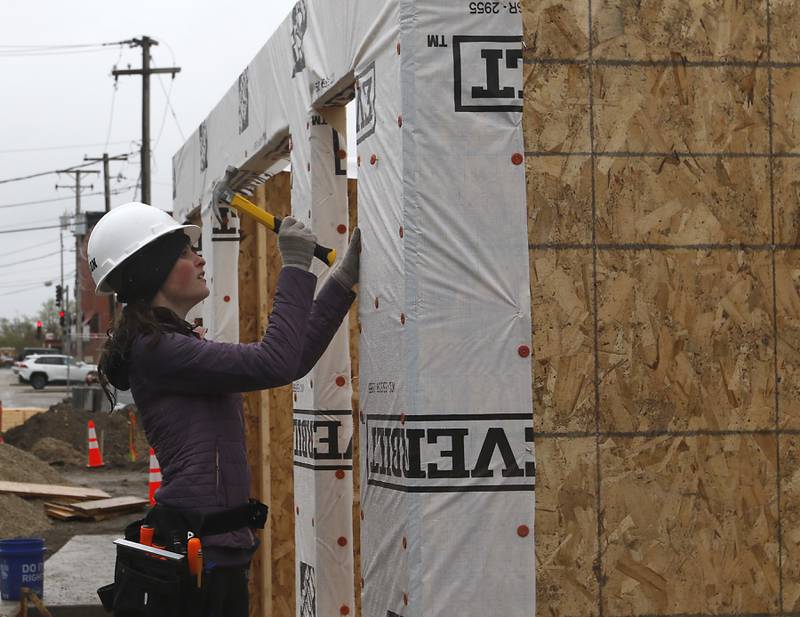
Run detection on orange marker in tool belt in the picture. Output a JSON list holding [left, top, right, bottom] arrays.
[[187, 537, 203, 588]]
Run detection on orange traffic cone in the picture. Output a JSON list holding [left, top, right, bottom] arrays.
[[87, 420, 104, 468], [148, 448, 161, 506]]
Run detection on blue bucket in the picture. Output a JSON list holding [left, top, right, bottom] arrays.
[[0, 537, 46, 601]]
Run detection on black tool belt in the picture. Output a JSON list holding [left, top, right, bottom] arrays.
[[97, 499, 268, 616], [133, 498, 269, 548]]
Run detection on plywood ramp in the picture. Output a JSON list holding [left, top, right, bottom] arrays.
[[524, 1, 800, 615]]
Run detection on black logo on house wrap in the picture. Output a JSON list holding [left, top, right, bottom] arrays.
[[198, 122, 208, 172], [171, 157, 177, 199], [293, 410, 353, 471], [291, 0, 308, 78], [356, 62, 376, 144], [332, 129, 347, 176], [88, 258, 98, 272], [453, 35, 523, 112], [299, 561, 316, 617], [211, 206, 240, 242], [238, 68, 249, 134], [366, 413, 534, 493]]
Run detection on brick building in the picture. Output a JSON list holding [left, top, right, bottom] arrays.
[[75, 211, 113, 362]]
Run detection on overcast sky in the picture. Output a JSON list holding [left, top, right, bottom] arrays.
[[0, 0, 303, 320]]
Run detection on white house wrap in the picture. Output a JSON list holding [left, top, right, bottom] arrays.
[[173, 2, 531, 616]]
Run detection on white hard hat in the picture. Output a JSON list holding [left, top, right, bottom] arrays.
[[87, 202, 201, 295]]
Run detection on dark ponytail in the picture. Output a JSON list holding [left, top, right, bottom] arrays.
[[98, 301, 194, 407]]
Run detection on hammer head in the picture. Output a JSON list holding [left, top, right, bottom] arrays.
[[210, 166, 238, 226]]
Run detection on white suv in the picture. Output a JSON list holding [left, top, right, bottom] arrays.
[[18, 355, 98, 390]]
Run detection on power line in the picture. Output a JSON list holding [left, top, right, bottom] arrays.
[[0, 223, 70, 235], [0, 41, 128, 58], [0, 271, 74, 290], [0, 215, 70, 231], [0, 262, 73, 282], [0, 239, 61, 259], [0, 194, 83, 210], [0, 159, 100, 186], [0, 153, 138, 186], [0, 250, 62, 269], [0, 49, 115, 58], [0, 41, 127, 50], [154, 61, 185, 142], [0, 140, 131, 155], [0, 284, 49, 296], [153, 60, 175, 152], [0, 276, 75, 296], [104, 46, 125, 151], [0, 185, 137, 211]]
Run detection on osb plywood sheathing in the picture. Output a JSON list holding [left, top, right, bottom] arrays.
[[524, 1, 800, 616]]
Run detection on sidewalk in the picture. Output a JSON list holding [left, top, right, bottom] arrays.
[[0, 534, 117, 617]]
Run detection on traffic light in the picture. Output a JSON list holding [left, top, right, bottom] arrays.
[[59, 310, 66, 328], [55, 284, 63, 308], [35, 320, 43, 340]]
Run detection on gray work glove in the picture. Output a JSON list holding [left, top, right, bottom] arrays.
[[278, 216, 317, 271], [330, 227, 361, 291]]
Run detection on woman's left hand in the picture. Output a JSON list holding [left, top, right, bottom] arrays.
[[331, 227, 361, 291]]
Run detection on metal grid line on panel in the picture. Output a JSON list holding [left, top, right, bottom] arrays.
[[531, 243, 800, 252], [766, 0, 785, 611], [523, 55, 800, 70], [534, 428, 800, 440], [524, 151, 800, 158], [586, 2, 604, 616], [581, 613, 800, 617]]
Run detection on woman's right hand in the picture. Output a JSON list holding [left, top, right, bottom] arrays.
[[278, 216, 317, 271]]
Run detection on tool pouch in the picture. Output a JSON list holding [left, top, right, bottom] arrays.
[[97, 499, 267, 615], [98, 543, 203, 617]]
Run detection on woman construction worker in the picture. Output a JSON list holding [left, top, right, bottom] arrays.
[[87, 201, 360, 617]]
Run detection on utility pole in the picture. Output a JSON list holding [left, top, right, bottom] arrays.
[[113, 36, 180, 205], [56, 169, 99, 362], [58, 216, 71, 362], [59, 226, 64, 344], [84, 152, 128, 324], [84, 152, 128, 213]]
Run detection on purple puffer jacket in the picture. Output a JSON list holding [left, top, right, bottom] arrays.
[[127, 267, 355, 565]]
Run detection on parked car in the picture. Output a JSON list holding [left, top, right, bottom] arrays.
[[15, 347, 61, 361], [12, 355, 37, 381], [17, 355, 98, 390], [0, 354, 13, 368]]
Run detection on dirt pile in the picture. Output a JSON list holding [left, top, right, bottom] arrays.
[[4, 400, 149, 468], [0, 495, 51, 538], [31, 437, 84, 467], [0, 442, 70, 538], [0, 442, 67, 484]]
